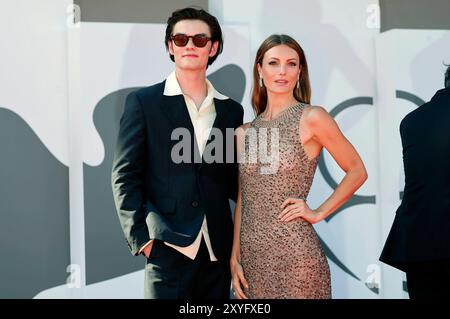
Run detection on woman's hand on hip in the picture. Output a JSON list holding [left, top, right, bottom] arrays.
[[278, 197, 323, 224]]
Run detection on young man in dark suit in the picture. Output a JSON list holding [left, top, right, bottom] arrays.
[[111, 7, 243, 298], [380, 65, 450, 299]]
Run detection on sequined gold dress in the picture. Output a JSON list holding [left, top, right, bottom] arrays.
[[239, 103, 331, 299]]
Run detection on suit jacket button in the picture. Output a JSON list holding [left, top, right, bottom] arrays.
[[191, 201, 199, 208]]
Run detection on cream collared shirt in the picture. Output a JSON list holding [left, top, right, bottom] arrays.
[[141, 71, 229, 261]]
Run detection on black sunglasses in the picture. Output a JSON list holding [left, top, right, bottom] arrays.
[[170, 33, 211, 48]]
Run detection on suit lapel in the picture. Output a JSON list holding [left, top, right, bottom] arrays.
[[160, 95, 202, 165], [198, 98, 229, 170]]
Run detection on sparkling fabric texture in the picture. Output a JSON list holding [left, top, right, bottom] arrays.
[[239, 103, 331, 299]]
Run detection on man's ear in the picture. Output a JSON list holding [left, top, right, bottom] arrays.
[[168, 41, 174, 55], [209, 41, 219, 57]]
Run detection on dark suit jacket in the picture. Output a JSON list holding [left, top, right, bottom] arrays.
[[380, 86, 450, 271], [111, 80, 244, 261]]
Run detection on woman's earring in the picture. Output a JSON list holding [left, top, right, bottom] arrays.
[[296, 79, 300, 89], [259, 77, 263, 88]]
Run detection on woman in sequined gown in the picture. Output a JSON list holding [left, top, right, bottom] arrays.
[[230, 35, 368, 299]]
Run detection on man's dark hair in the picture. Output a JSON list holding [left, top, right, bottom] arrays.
[[445, 63, 450, 88], [165, 7, 223, 66]]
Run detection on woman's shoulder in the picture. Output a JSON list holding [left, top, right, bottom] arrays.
[[302, 105, 331, 125], [302, 104, 328, 115]]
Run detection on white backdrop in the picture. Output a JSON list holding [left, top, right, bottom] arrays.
[[1, 0, 449, 299], [0, 0, 71, 165]]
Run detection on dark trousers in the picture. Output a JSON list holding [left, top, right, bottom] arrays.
[[405, 260, 450, 299], [144, 238, 231, 299]]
